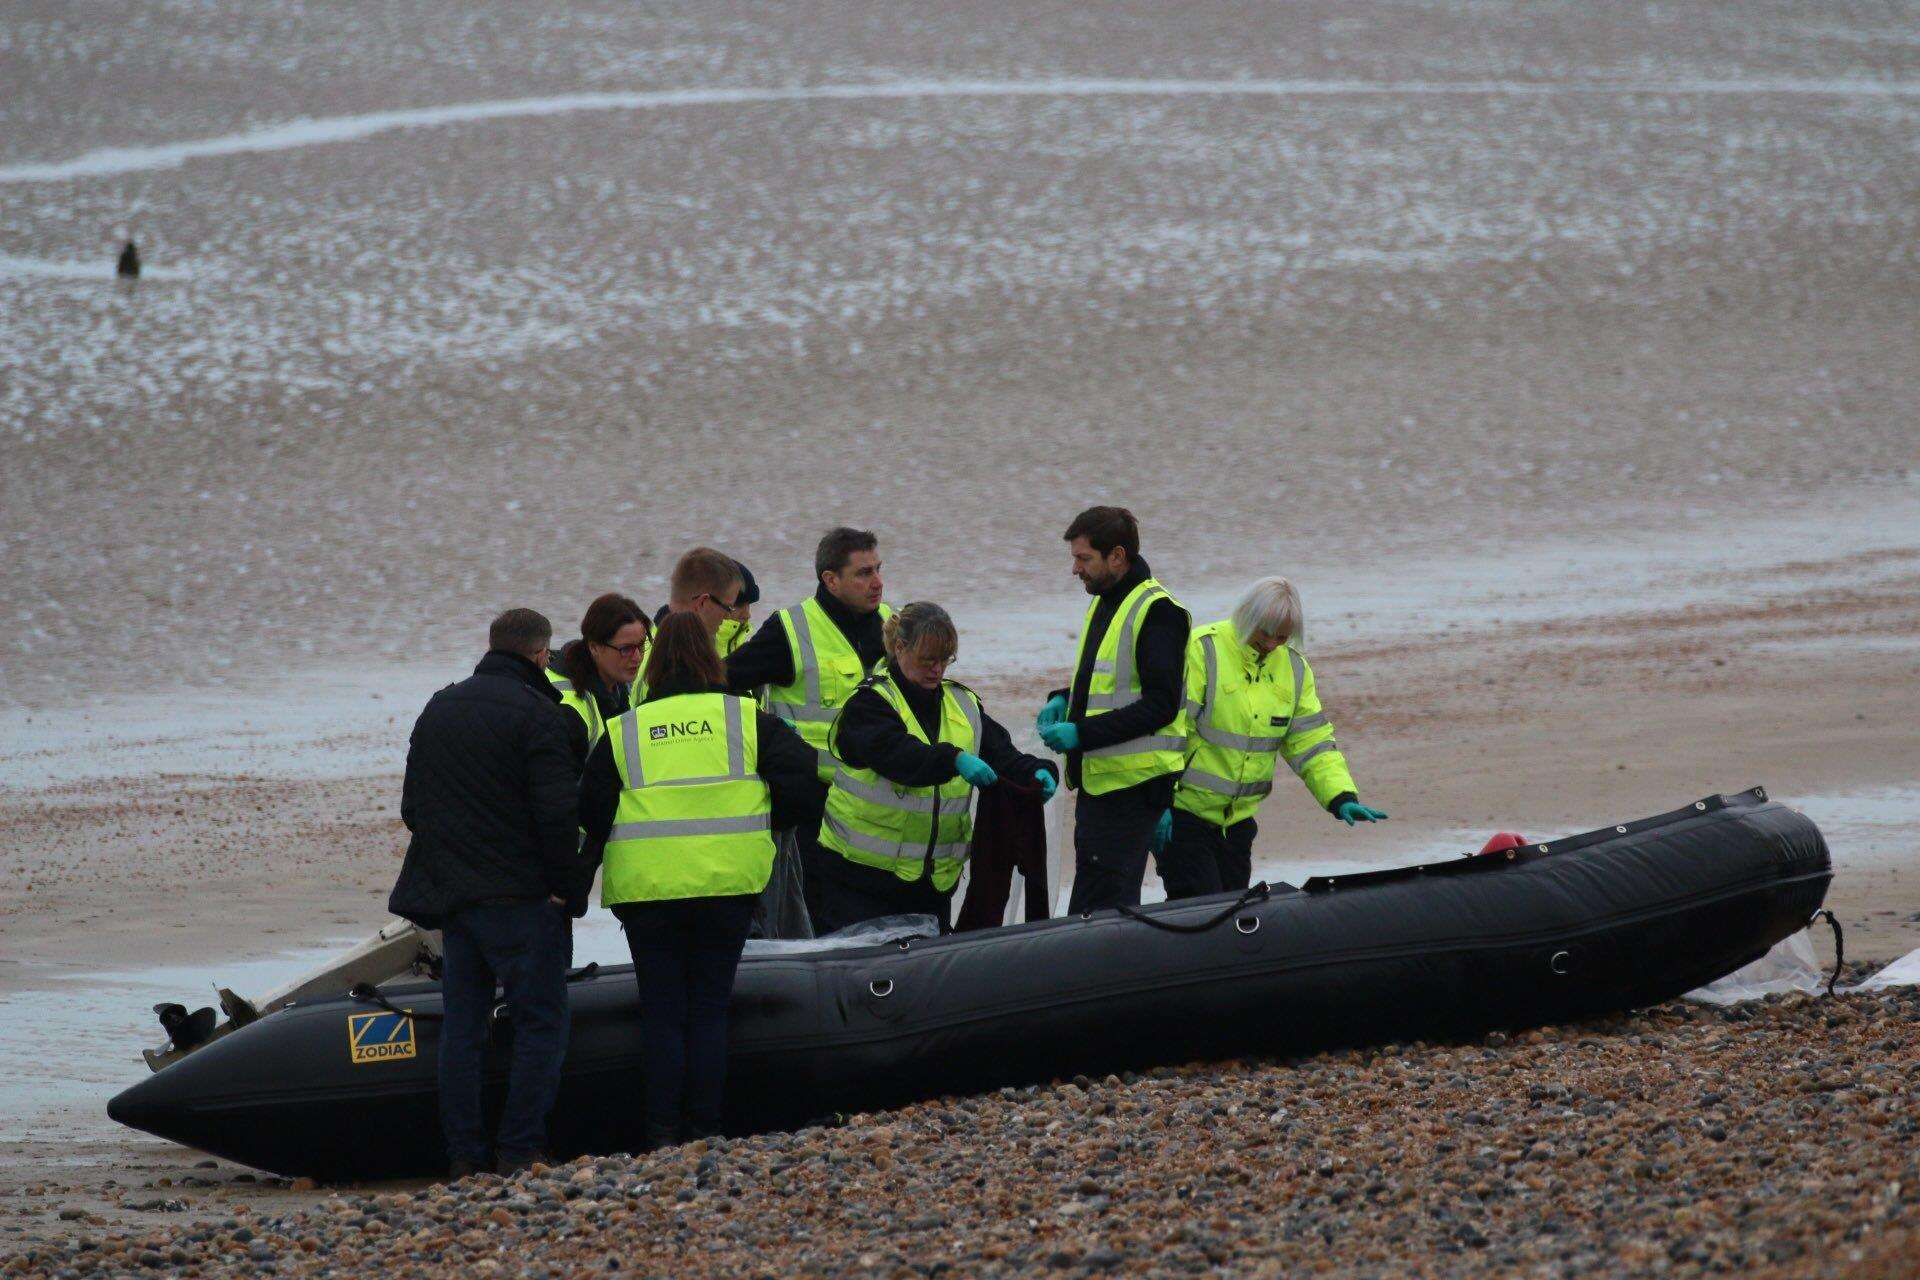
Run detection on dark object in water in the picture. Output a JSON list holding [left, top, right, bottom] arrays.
[[116, 240, 140, 279], [152, 1003, 216, 1053], [108, 788, 1828, 1180]]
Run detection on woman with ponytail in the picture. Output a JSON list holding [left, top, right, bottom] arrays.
[[576, 612, 816, 1149]]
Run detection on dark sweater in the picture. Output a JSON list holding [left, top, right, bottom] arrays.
[[577, 677, 822, 869], [834, 662, 1057, 789], [724, 585, 888, 695], [1048, 557, 1191, 792]]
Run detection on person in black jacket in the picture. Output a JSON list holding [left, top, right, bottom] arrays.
[[388, 608, 592, 1178], [814, 602, 1057, 934]]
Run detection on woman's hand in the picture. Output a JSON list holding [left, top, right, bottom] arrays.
[[1039, 720, 1080, 753], [1036, 695, 1068, 731], [955, 752, 999, 788], [1335, 801, 1388, 826], [1033, 768, 1057, 800]]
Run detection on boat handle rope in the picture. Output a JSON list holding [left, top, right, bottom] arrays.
[[1113, 882, 1272, 934], [1810, 910, 1844, 998]]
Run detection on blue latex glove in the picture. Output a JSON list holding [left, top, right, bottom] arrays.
[[1036, 695, 1068, 731], [1033, 768, 1057, 801], [1336, 801, 1389, 826], [1151, 809, 1172, 853], [1039, 720, 1080, 753], [954, 752, 998, 788]]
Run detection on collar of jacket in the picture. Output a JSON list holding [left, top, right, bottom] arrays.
[[475, 649, 561, 701], [642, 676, 728, 704], [813, 583, 883, 639], [1097, 555, 1153, 608]]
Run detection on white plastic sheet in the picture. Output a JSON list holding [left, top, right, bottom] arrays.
[[742, 913, 939, 955], [1685, 929, 1920, 1005]]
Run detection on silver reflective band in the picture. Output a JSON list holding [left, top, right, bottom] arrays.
[[1287, 739, 1338, 774], [622, 709, 645, 787], [550, 676, 575, 692], [1180, 769, 1274, 799], [824, 814, 970, 863], [1195, 723, 1286, 752], [1183, 698, 1204, 722], [1082, 734, 1186, 758], [832, 769, 939, 813], [772, 701, 836, 725], [785, 605, 823, 710], [609, 813, 771, 840], [1288, 712, 1329, 735], [724, 695, 746, 778]]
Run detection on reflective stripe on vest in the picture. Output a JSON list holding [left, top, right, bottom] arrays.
[[818, 675, 982, 892], [1072, 577, 1188, 795], [546, 669, 606, 748], [601, 692, 774, 905], [764, 599, 891, 781]]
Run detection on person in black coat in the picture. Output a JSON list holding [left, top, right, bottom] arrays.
[[388, 608, 593, 1178], [813, 603, 1057, 934]]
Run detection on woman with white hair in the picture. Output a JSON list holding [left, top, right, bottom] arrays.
[[1159, 576, 1386, 900]]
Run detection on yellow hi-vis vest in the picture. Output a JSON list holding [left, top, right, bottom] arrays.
[[601, 692, 775, 905], [764, 598, 893, 783], [818, 672, 983, 892], [546, 668, 607, 749], [1072, 577, 1190, 796], [1172, 620, 1356, 827]]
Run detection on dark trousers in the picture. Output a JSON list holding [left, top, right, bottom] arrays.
[[438, 900, 573, 1165], [1161, 809, 1258, 900], [809, 855, 955, 937], [613, 894, 757, 1145], [1067, 780, 1167, 913]]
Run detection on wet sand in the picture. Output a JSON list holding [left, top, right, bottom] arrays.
[[2, 0, 1918, 1262]]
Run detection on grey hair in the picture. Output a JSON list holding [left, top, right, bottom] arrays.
[[1231, 577, 1304, 649], [882, 601, 959, 662]]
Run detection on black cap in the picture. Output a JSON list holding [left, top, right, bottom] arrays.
[[733, 561, 760, 606]]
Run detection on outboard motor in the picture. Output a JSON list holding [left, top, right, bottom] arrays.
[[153, 1003, 217, 1054]]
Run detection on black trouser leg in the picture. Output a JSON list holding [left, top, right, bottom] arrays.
[[811, 858, 953, 936], [1161, 809, 1227, 901], [1218, 817, 1258, 892], [1067, 784, 1159, 913]]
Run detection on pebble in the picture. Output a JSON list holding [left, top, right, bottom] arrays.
[[8, 981, 1917, 1278]]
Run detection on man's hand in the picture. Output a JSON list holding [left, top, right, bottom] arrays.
[[1335, 801, 1389, 826], [1036, 695, 1068, 732], [1039, 720, 1080, 753]]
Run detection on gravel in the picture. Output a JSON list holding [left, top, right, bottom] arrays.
[[5, 979, 1916, 1278]]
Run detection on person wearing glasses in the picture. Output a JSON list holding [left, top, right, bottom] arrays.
[[722, 528, 893, 925], [548, 593, 651, 769], [578, 612, 817, 1150], [813, 602, 1057, 934]]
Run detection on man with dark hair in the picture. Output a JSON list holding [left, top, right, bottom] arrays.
[[1037, 506, 1192, 913], [723, 526, 891, 927], [389, 608, 591, 1178]]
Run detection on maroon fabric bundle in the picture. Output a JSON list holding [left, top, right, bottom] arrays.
[[954, 777, 1051, 931]]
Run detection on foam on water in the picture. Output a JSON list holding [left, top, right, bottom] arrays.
[[4, 76, 1917, 185]]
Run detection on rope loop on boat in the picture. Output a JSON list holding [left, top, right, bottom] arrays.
[[1810, 909, 1844, 998], [1115, 882, 1272, 934]]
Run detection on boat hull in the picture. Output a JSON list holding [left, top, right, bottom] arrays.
[[108, 789, 1828, 1179]]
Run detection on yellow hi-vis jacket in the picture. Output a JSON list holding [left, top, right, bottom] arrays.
[[547, 668, 607, 750], [601, 691, 774, 905], [1073, 576, 1190, 795], [764, 598, 893, 783], [1173, 620, 1356, 827], [818, 672, 983, 892]]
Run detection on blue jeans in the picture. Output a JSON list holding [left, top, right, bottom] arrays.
[[613, 894, 756, 1143], [438, 900, 572, 1165]]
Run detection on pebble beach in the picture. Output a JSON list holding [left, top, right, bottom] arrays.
[[8, 977, 1916, 1278]]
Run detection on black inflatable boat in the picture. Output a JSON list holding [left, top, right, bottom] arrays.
[[109, 788, 1829, 1179]]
